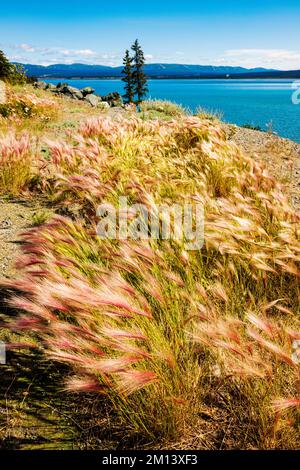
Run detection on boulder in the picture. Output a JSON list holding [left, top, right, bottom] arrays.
[[68, 86, 83, 100], [46, 83, 57, 91], [80, 86, 96, 97], [98, 101, 110, 110], [72, 89, 84, 100], [101, 91, 122, 104], [56, 82, 68, 90], [59, 85, 83, 100], [34, 81, 48, 90], [84, 94, 102, 107], [110, 99, 123, 107]]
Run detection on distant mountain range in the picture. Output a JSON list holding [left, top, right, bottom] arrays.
[[14, 62, 300, 79]]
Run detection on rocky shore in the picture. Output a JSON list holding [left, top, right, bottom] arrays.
[[34, 80, 123, 108]]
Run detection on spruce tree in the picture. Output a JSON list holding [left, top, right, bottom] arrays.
[[131, 39, 148, 105], [121, 50, 134, 104], [0, 49, 13, 79]]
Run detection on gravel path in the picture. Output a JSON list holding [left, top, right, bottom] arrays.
[[225, 124, 300, 212], [0, 200, 36, 278], [0, 80, 6, 104]]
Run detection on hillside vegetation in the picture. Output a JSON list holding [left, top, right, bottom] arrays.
[[0, 83, 299, 449]]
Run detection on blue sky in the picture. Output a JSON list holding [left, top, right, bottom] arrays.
[[1, 1, 300, 70]]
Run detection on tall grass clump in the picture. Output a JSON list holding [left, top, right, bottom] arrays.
[[196, 106, 223, 122], [0, 87, 59, 133], [0, 132, 34, 195], [140, 99, 187, 120], [2, 114, 300, 447]]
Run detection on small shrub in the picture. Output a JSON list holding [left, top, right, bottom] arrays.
[[0, 90, 59, 125], [31, 209, 52, 226], [8, 64, 28, 85], [140, 99, 187, 119], [0, 50, 28, 84], [196, 106, 223, 121], [0, 100, 34, 118], [242, 124, 263, 131]]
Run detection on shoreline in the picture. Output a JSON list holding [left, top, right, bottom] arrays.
[[40, 76, 299, 80], [40, 77, 300, 144]]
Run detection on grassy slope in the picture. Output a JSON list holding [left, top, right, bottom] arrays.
[[0, 85, 299, 449]]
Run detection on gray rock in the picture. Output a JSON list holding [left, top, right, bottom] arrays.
[[56, 82, 68, 90], [46, 83, 57, 91], [34, 81, 48, 90], [72, 90, 84, 100], [80, 86, 96, 97], [0, 218, 12, 229], [59, 85, 83, 100], [84, 94, 102, 107], [101, 92, 123, 107], [102, 91, 122, 102]]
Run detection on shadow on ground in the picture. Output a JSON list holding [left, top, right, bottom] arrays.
[[0, 349, 78, 449], [0, 347, 143, 450], [0, 283, 159, 451], [0, 285, 123, 450]]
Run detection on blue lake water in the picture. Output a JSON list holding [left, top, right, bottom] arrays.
[[46, 78, 300, 143]]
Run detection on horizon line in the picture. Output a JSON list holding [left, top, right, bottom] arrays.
[[13, 61, 286, 71]]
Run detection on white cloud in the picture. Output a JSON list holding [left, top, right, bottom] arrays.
[[4, 43, 122, 66], [60, 48, 96, 57], [220, 49, 300, 70], [18, 43, 36, 53], [3, 41, 300, 70], [7, 43, 181, 66]]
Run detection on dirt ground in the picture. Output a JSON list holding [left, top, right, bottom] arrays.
[[0, 199, 37, 279]]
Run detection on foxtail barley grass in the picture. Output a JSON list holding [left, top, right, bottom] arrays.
[[1, 113, 300, 446], [0, 133, 34, 195]]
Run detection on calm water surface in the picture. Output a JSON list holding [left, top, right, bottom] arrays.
[[46, 78, 300, 142]]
